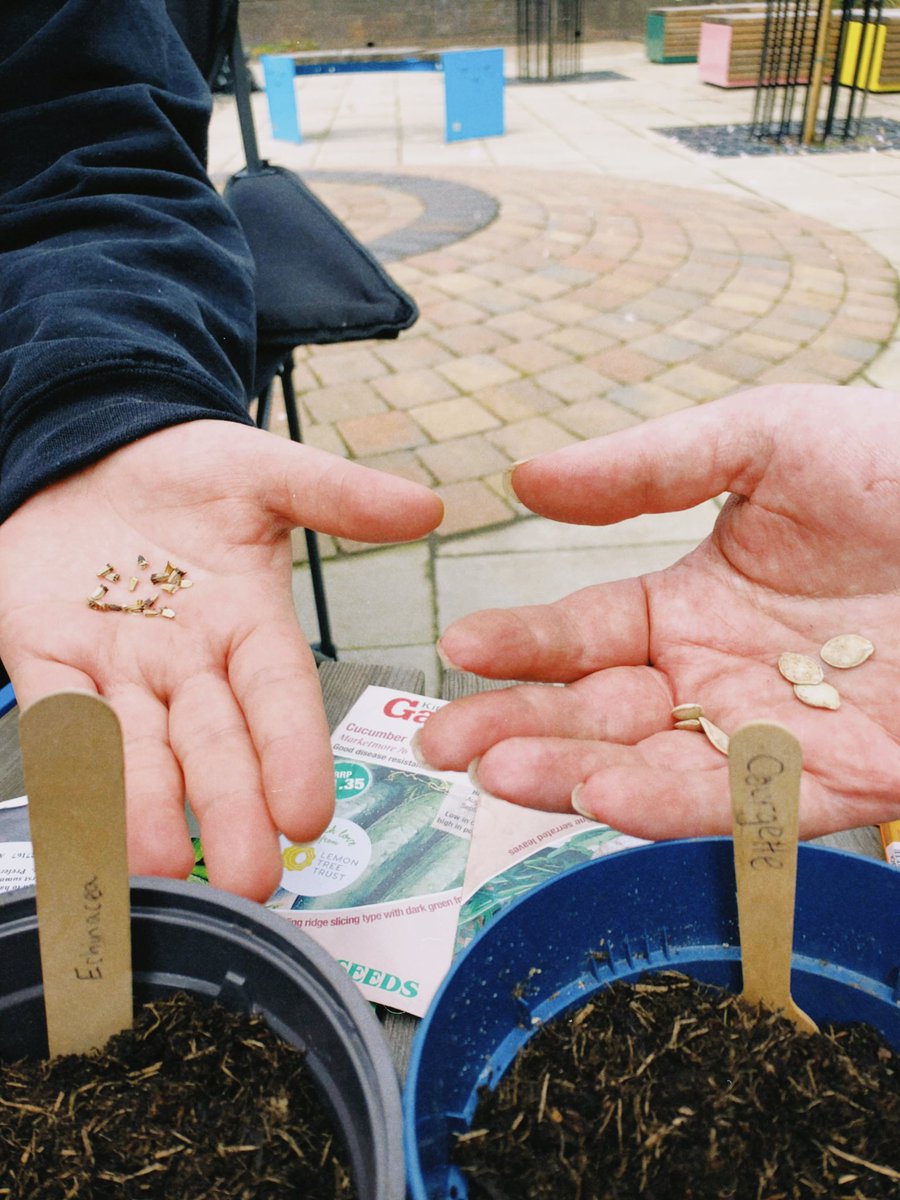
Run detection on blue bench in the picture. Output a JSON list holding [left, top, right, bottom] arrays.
[[260, 47, 505, 144], [0, 682, 15, 719]]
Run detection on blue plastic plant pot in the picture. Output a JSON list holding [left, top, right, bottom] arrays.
[[404, 837, 900, 1200], [0, 878, 405, 1200]]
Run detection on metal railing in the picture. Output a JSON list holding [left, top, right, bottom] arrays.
[[751, 0, 885, 142], [517, 0, 584, 80]]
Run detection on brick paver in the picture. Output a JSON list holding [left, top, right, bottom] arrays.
[[286, 168, 898, 543]]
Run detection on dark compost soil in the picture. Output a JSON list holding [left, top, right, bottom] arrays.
[[0, 991, 355, 1199], [453, 971, 900, 1200]]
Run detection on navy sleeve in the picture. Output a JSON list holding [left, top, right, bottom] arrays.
[[0, 0, 256, 522]]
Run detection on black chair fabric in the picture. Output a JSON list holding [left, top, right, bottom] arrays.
[[223, 164, 418, 377]]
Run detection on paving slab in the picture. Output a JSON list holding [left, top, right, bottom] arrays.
[[205, 42, 900, 666]]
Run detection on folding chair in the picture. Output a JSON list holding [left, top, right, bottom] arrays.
[[223, 23, 419, 659]]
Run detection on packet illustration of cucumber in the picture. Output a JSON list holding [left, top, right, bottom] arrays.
[[266, 686, 477, 1017]]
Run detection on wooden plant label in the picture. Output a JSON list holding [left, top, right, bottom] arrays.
[[19, 692, 132, 1057], [728, 720, 817, 1034]]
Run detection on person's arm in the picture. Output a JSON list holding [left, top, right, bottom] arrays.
[[0, 0, 256, 521], [417, 385, 900, 841], [0, 1, 444, 899]]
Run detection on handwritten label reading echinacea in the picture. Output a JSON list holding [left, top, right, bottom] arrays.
[[75, 874, 106, 981], [18, 691, 133, 1055]]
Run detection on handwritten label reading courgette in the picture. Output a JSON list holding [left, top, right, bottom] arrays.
[[735, 753, 790, 870]]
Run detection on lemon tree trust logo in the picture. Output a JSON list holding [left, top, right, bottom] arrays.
[[281, 844, 316, 872], [279, 818, 372, 898]]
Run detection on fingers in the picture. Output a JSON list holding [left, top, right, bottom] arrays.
[[96, 679, 196, 885], [468, 731, 732, 835], [167, 666, 283, 902], [166, 606, 337, 902], [506, 390, 780, 526], [9, 658, 99, 709], [572, 761, 734, 838], [572, 760, 845, 841], [227, 612, 336, 846], [254, 435, 444, 543], [418, 666, 672, 772], [470, 728, 880, 843], [438, 577, 652, 681]]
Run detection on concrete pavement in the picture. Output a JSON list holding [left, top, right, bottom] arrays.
[[206, 42, 900, 690]]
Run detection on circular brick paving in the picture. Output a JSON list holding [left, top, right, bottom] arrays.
[[286, 168, 899, 541]]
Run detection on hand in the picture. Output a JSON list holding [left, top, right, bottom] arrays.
[[0, 421, 443, 900], [417, 385, 900, 841]]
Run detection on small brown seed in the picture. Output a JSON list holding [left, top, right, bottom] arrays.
[[699, 716, 729, 755], [137, 555, 150, 571], [672, 703, 703, 721], [777, 652, 823, 686], [794, 682, 840, 710], [674, 718, 702, 730], [89, 585, 108, 602], [160, 608, 176, 620], [820, 634, 874, 670]]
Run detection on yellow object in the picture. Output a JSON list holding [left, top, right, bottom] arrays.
[[839, 20, 900, 93], [880, 821, 900, 868], [282, 843, 316, 872]]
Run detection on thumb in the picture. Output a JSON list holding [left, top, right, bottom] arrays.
[[253, 437, 444, 543], [506, 388, 788, 526]]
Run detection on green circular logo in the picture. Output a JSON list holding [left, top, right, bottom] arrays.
[[334, 761, 372, 801]]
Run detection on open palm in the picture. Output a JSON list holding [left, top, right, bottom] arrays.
[[0, 420, 443, 899], [419, 386, 900, 839]]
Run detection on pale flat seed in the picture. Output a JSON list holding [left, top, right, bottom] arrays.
[[672, 703, 703, 721], [674, 718, 702, 730], [699, 716, 730, 755], [777, 652, 823, 686], [820, 634, 874, 670], [793, 682, 841, 710]]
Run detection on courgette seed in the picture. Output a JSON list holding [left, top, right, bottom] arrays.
[[793, 682, 840, 710], [777, 652, 823, 686], [820, 634, 874, 670], [699, 716, 729, 755]]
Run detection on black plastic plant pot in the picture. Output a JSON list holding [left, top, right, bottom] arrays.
[[0, 877, 404, 1200], [404, 837, 900, 1200]]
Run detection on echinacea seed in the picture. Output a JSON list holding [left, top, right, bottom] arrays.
[[674, 718, 702, 730], [820, 634, 874, 670], [672, 703, 703, 721], [89, 559, 191, 619]]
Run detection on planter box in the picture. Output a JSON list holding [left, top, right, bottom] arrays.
[[698, 9, 841, 87], [646, 4, 766, 63]]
